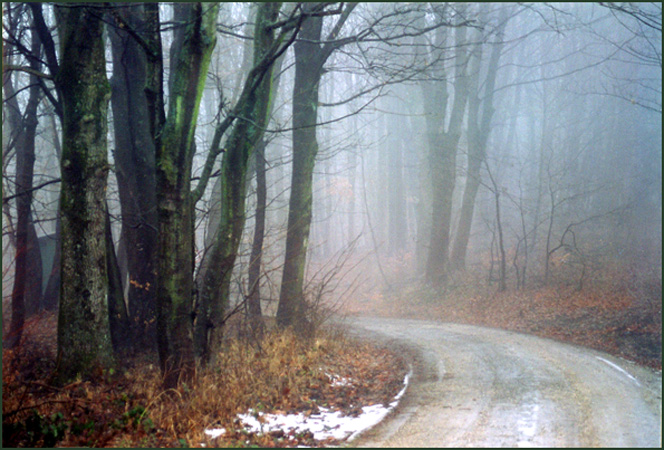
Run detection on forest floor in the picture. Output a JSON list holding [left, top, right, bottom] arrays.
[[342, 261, 662, 371], [1, 312, 410, 448]]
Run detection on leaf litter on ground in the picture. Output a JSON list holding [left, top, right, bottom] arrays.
[[2, 316, 410, 448]]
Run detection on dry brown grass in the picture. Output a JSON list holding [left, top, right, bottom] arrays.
[[2, 315, 408, 448]]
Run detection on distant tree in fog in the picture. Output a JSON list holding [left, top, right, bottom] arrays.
[[3, 3, 43, 348], [451, 4, 511, 271], [419, 4, 473, 285]]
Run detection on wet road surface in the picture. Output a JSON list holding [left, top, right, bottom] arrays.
[[345, 317, 661, 447]]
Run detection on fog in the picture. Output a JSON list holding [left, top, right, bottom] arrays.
[[218, 3, 661, 306], [2, 2, 661, 357]]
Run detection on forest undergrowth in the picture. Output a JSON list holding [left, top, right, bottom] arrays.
[[2, 315, 408, 448], [345, 254, 662, 371]]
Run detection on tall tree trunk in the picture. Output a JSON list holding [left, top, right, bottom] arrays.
[[195, 4, 254, 301], [246, 46, 287, 336], [155, 2, 218, 388], [196, 3, 282, 362], [276, 3, 356, 330], [276, 7, 325, 332], [425, 132, 459, 283], [108, 3, 158, 349], [247, 138, 268, 335], [421, 9, 471, 285], [451, 7, 509, 269], [54, 3, 113, 384], [387, 95, 407, 255]]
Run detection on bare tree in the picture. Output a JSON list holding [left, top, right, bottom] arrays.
[[421, 4, 473, 285], [451, 4, 511, 270], [277, 2, 357, 331], [3, 4, 43, 347]]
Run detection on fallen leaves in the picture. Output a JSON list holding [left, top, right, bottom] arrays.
[[343, 262, 661, 371], [3, 319, 409, 448]]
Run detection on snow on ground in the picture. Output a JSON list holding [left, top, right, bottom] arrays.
[[204, 368, 411, 445]]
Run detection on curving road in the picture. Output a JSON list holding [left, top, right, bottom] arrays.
[[344, 317, 662, 448]]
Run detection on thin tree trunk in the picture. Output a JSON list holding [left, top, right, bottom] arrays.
[[3, 17, 43, 346], [277, 3, 356, 330], [195, 4, 255, 304], [196, 3, 282, 362], [451, 7, 509, 269], [485, 161, 507, 291], [247, 139, 267, 335]]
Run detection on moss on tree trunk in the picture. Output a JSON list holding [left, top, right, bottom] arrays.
[[54, 3, 113, 384], [155, 3, 218, 388], [195, 3, 282, 362]]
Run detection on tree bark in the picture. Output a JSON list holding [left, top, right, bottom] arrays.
[[276, 6, 325, 331], [108, 3, 158, 349], [54, 3, 113, 383], [155, 3, 218, 388]]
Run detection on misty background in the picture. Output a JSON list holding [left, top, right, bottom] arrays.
[[2, 2, 661, 355]]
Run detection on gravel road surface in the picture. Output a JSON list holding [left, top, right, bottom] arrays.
[[345, 317, 661, 447]]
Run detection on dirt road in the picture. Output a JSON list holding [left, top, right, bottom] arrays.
[[345, 317, 662, 447]]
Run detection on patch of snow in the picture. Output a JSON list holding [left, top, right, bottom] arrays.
[[203, 367, 412, 445], [326, 372, 353, 387], [204, 428, 226, 439], [238, 407, 366, 441]]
